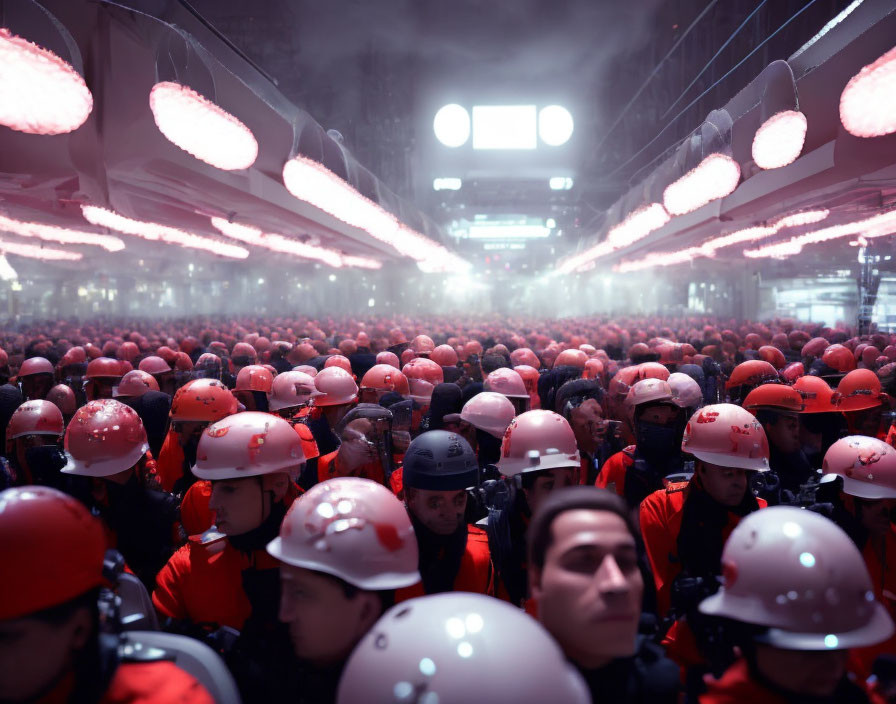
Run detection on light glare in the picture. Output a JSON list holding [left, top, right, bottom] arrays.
[[840, 46, 896, 138], [538, 105, 574, 146], [433, 104, 471, 148], [663, 153, 741, 215], [472, 105, 536, 150], [752, 110, 807, 169]]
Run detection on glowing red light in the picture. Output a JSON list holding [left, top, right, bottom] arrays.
[[663, 153, 740, 216], [0, 214, 124, 251], [0, 237, 81, 261], [840, 46, 896, 138], [0, 28, 93, 135]]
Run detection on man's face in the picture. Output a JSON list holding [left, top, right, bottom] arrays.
[[233, 390, 259, 412], [698, 461, 749, 507], [20, 375, 53, 401], [755, 645, 848, 698], [569, 399, 605, 455], [0, 609, 90, 701], [846, 406, 884, 438], [171, 420, 208, 448], [87, 378, 115, 400], [279, 565, 375, 666], [208, 478, 266, 535], [406, 488, 467, 535], [764, 413, 800, 454], [532, 510, 642, 669], [638, 404, 678, 426], [524, 468, 576, 517]]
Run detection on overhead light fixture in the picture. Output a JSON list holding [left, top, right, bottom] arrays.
[[473, 105, 537, 150], [0, 214, 125, 251], [663, 153, 740, 215], [149, 81, 258, 170], [0, 28, 93, 134], [0, 236, 81, 261], [840, 46, 896, 138], [81, 205, 249, 259], [606, 203, 670, 247], [538, 105, 574, 146], [433, 104, 471, 148], [433, 177, 462, 191], [210, 216, 381, 269], [0, 254, 18, 280], [752, 110, 808, 169], [282, 154, 469, 273], [549, 177, 574, 191]]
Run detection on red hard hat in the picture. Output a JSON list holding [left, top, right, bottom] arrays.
[[62, 399, 149, 477], [400, 348, 416, 366], [235, 365, 274, 393], [46, 384, 77, 416], [6, 400, 64, 441], [823, 435, 896, 499], [267, 477, 419, 590], [609, 366, 641, 398], [884, 345, 896, 361], [781, 362, 805, 383], [510, 348, 540, 368], [498, 410, 580, 477], [155, 346, 178, 365], [699, 506, 893, 649], [410, 334, 435, 356], [138, 355, 171, 376], [376, 351, 401, 369], [173, 352, 194, 372], [554, 349, 587, 369], [834, 368, 886, 412], [0, 486, 106, 620], [681, 403, 770, 471], [17, 357, 54, 378], [85, 357, 122, 380], [254, 336, 271, 353], [742, 384, 805, 414], [629, 342, 651, 359], [861, 346, 881, 368], [117, 341, 139, 362], [463, 340, 483, 359], [637, 362, 670, 381], [194, 412, 305, 480], [402, 358, 444, 404], [430, 344, 458, 367], [801, 337, 830, 358], [744, 333, 762, 349], [114, 370, 159, 398], [324, 355, 353, 375], [314, 367, 359, 407], [822, 344, 857, 373], [726, 360, 779, 390], [360, 364, 410, 397], [583, 357, 604, 381], [484, 368, 529, 399], [757, 345, 786, 370], [231, 342, 257, 362], [171, 379, 238, 422], [793, 375, 837, 413], [579, 343, 597, 357]]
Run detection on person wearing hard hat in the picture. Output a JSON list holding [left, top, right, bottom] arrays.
[[836, 368, 889, 440], [698, 507, 894, 703], [595, 378, 689, 509], [0, 486, 215, 704], [640, 404, 769, 673], [307, 367, 359, 458], [61, 399, 180, 589], [443, 391, 515, 472], [528, 486, 680, 702], [555, 378, 623, 486], [395, 430, 495, 601], [316, 404, 400, 486], [15, 356, 55, 401], [252, 477, 421, 702], [3, 400, 64, 486], [793, 374, 845, 470]]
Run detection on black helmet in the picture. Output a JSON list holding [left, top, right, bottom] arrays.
[[402, 430, 478, 491]]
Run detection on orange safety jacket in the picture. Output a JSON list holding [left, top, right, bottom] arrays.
[[594, 446, 636, 496]]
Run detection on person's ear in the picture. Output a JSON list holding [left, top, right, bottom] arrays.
[[68, 606, 94, 651], [528, 565, 544, 605], [356, 591, 382, 633]]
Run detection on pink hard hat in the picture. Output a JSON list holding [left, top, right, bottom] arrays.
[[822, 436, 896, 499], [138, 355, 171, 376], [637, 362, 670, 381], [510, 347, 540, 369], [484, 368, 529, 399], [430, 344, 458, 367], [700, 506, 894, 650], [498, 410, 580, 477], [376, 351, 401, 369], [360, 364, 410, 397], [554, 349, 588, 369], [402, 358, 444, 404], [324, 355, 353, 375], [17, 357, 54, 378], [624, 378, 675, 409], [292, 364, 317, 377], [114, 370, 159, 398], [337, 593, 589, 704], [193, 412, 305, 480], [62, 400, 149, 477], [313, 367, 359, 407], [46, 384, 77, 416], [410, 334, 435, 356], [269, 371, 322, 411], [459, 391, 516, 439], [681, 403, 770, 471], [6, 400, 64, 441], [267, 477, 419, 590], [667, 373, 703, 409]]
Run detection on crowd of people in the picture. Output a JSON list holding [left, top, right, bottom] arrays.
[[1, 313, 896, 703]]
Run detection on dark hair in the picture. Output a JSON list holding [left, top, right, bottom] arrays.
[[316, 570, 395, 615], [481, 354, 510, 375], [754, 408, 787, 428], [554, 378, 604, 417], [528, 486, 637, 572]]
